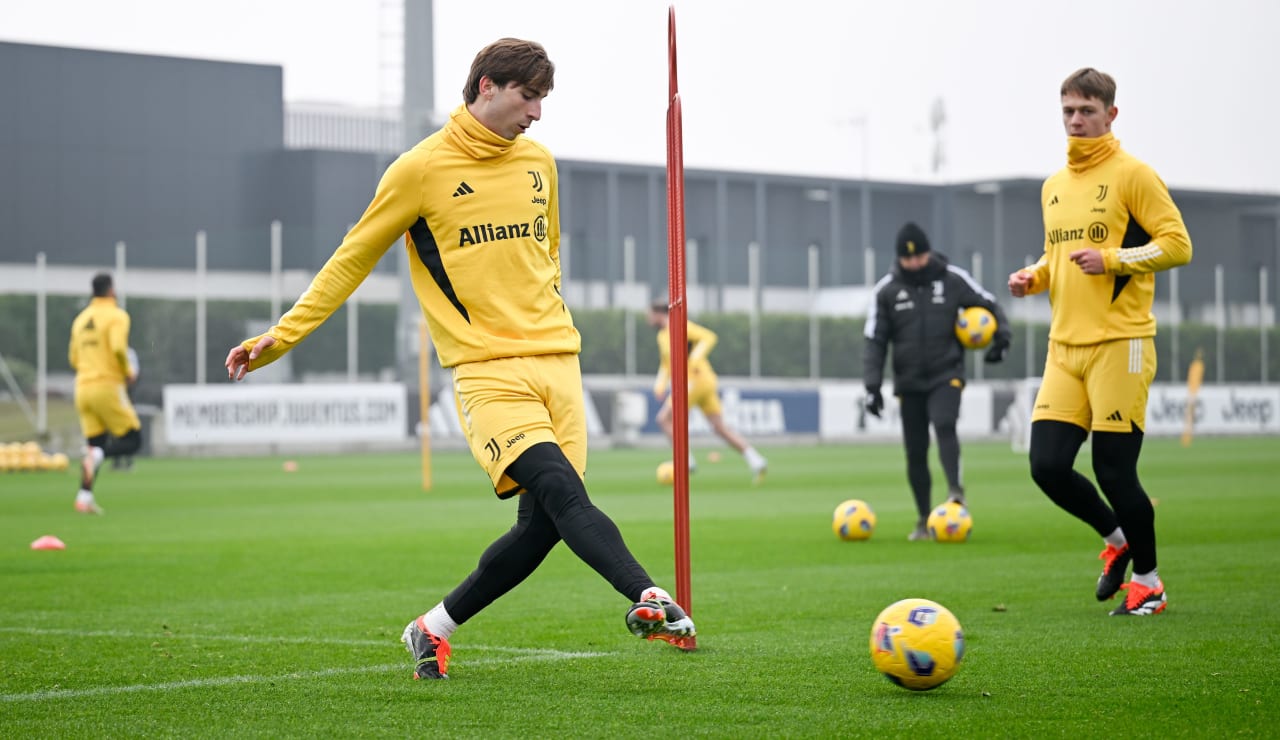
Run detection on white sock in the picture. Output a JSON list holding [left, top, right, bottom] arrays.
[[744, 447, 765, 470], [1104, 528, 1127, 549], [1132, 570, 1160, 589], [640, 586, 673, 603], [76, 490, 95, 504], [688, 451, 697, 469], [420, 602, 459, 640]]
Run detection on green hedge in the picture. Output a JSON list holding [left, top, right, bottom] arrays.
[[2, 296, 1277, 398]]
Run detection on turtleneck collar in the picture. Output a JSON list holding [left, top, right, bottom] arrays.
[[1066, 131, 1120, 174], [445, 104, 518, 161]]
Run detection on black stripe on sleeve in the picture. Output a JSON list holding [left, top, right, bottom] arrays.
[[1111, 214, 1151, 303], [408, 217, 470, 323]]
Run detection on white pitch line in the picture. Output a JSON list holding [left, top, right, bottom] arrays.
[[1, 650, 614, 703], [0, 626, 613, 656]]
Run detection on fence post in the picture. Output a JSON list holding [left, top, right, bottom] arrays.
[[624, 236, 636, 377], [1262, 267, 1270, 384], [808, 244, 820, 379], [271, 220, 283, 320], [1215, 265, 1225, 383], [36, 252, 47, 436], [749, 242, 760, 378], [115, 241, 127, 309], [972, 252, 984, 382]]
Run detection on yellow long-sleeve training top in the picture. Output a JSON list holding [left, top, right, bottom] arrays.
[[68, 296, 134, 386], [653, 320, 717, 396], [242, 104, 579, 370], [1019, 132, 1192, 345]]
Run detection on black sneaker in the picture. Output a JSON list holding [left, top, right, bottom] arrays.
[[1109, 580, 1167, 616], [401, 617, 452, 679], [626, 599, 697, 651], [1096, 544, 1132, 601]]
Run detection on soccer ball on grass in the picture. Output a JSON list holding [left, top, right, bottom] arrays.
[[869, 598, 965, 691], [832, 499, 876, 541], [955, 306, 997, 349], [926, 502, 973, 543], [656, 461, 675, 485]]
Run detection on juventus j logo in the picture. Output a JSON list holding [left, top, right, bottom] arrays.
[[485, 438, 500, 462], [1095, 184, 1109, 202], [528, 170, 543, 192]]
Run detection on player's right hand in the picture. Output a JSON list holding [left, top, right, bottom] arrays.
[[1008, 270, 1033, 298], [864, 387, 884, 418], [225, 335, 276, 381]]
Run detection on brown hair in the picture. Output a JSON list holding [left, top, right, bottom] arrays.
[[463, 38, 555, 103], [1060, 67, 1117, 109]]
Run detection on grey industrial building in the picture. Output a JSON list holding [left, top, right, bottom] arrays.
[[2, 39, 1277, 319]]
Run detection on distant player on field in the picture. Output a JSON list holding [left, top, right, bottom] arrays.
[[68, 272, 143, 514], [647, 298, 768, 483], [1008, 67, 1191, 616], [225, 38, 695, 680]]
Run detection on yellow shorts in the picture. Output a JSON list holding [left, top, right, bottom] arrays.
[[688, 367, 722, 416], [75, 382, 141, 439], [452, 353, 587, 497], [1032, 338, 1156, 433]]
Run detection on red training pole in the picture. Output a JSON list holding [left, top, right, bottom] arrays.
[[666, 5, 693, 635]]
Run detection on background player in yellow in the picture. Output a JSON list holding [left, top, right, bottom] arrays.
[[1008, 67, 1191, 616], [225, 38, 694, 680], [68, 273, 143, 514], [647, 298, 767, 482]]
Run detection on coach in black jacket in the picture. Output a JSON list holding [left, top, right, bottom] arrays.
[[864, 222, 1011, 540]]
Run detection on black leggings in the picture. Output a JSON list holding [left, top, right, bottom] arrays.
[[442, 442, 654, 624], [1029, 420, 1156, 573], [899, 384, 963, 521]]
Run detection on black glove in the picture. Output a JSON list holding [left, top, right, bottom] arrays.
[[865, 387, 884, 418], [984, 336, 1010, 364]]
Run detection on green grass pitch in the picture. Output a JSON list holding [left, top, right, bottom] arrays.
[[2, 437, 1277, 737]]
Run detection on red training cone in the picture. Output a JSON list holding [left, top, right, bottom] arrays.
[[31, 535, 66, 550]]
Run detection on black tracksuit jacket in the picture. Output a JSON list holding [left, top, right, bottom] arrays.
[[863, 252, 1011, 394]]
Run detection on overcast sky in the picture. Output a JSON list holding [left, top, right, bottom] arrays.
[[3, 0, 1278, 193]]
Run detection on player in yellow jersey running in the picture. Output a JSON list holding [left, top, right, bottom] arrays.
[[68, 273, 143, 514], [225, 39, 694, 679], [647, 298, 767, 483], [1008, 68, 1191, 616]]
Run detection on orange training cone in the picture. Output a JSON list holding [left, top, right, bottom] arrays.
[[31, 535, 66, 550]]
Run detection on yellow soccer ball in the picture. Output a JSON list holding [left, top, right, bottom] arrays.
[[927, 502, 973, 543], [870, 598, 965, 691], [656, 461, 675, 485], [955, 306, 997, 349], [832, 499, 876, 541]]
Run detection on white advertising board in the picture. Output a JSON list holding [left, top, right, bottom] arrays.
[[1144, 383, 1280, 436], [163, 383, 407, 445], [819, 383, 994, 440]]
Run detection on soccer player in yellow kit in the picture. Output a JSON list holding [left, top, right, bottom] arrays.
[[646, 299, 767, 482], [225, 39, 694, 679], [1008, 68, 1191, 616], [68, 273, 143, 514]]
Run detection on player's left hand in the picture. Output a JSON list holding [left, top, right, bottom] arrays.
[[1068, 248, 1105, 274], [984, 336, 1010, 364]]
